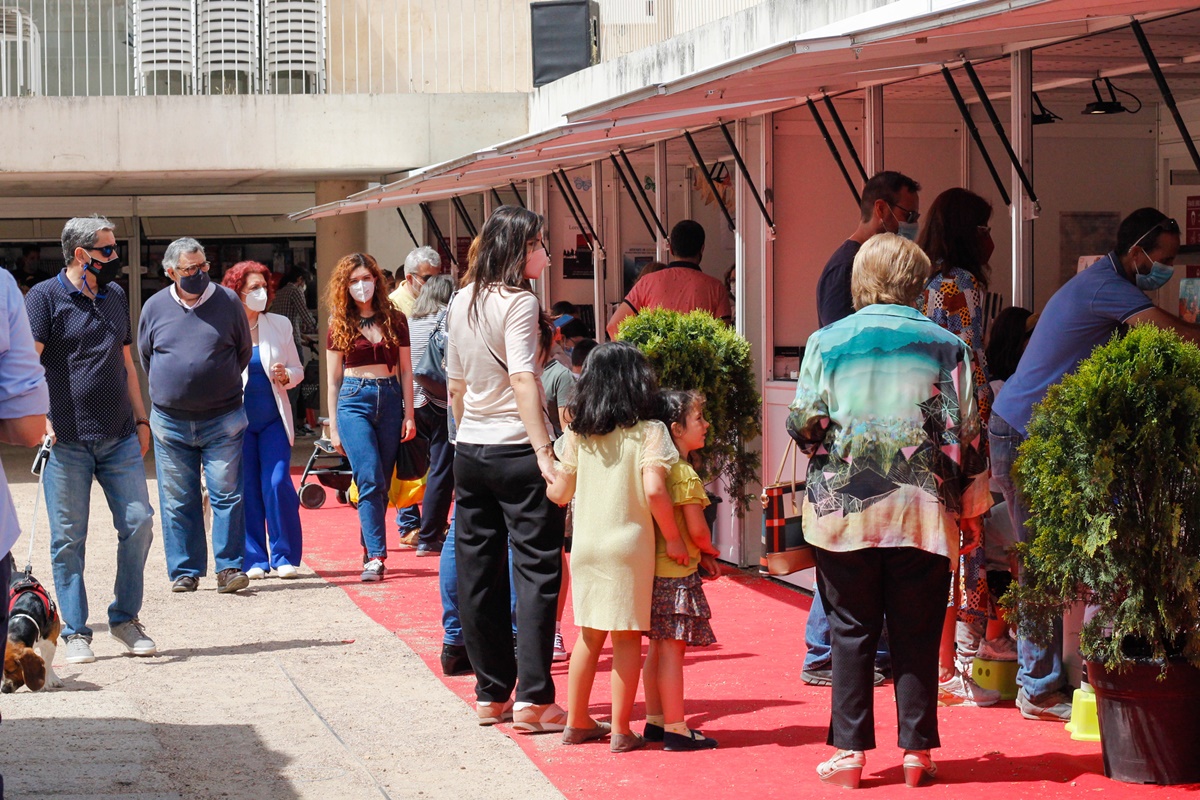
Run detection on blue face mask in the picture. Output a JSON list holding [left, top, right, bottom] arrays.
[[896, 221, 919, 241], [1135, 256, 1174, 291]]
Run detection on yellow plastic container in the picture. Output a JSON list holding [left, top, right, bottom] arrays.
[[1064, 685, 1101, 742], [971, 658, 1018, 700]]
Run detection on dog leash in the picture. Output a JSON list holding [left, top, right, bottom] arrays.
[[23, 434, 53, 577]]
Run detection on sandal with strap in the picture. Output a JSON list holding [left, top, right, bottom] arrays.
[[903, 750, 937, 788], [817, 749, 865, 789], [512, 702, 568, 733]]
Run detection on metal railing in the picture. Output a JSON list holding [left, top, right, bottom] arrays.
[[0, 0, 765, 98]]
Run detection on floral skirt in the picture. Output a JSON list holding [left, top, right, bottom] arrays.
[[649, 572, 716, 646]]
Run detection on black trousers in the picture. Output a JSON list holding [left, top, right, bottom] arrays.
[[454, 443, 563, 704], [814, 546, 950, 751], [416, 404, 454, 548]]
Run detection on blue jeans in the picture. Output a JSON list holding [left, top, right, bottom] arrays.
[[151, 406, 248, 579], [989, 413, 1067, 699], [43, 433, 154, 639], [805, 588, 891, 672], [337, 376, 403, 559], [440, 511, 462, 645]]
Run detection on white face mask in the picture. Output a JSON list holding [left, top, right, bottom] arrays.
[[244, 287, 268, 312], [349, 279, 375, 303]]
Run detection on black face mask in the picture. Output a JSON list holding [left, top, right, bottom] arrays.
[[179, 270, 211, 295], [85, 257, 122, 291]]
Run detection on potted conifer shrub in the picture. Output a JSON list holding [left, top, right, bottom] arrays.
[[614, 308, 761, 511], [1005, 324, 1200, 784]]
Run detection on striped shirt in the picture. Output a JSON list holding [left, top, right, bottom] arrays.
[[408, 309, 447, 409]]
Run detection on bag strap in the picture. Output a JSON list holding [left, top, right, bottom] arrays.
[[771, 439, 801, 514]]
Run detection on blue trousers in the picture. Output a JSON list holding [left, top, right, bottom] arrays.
[[151, 406, 247, 579], [242, 416, 303, 572], [805, 585, 891, 672], [43, 433, 154, 639], [336, 376, 402, 559]]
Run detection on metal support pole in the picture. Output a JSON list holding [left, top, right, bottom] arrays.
[[822, 95, 868, 183], [654, 141, 669, 261], [719, 121, 775, 234], [610, 154, 657, 239], [558, 169, 604, 252], [510, 181, 527, 209], [420, 202, 456, 267], [1011, 50, 1035, 309], [806, 98, 861, 207], [963, 61, 1039, 210], [1132, 19, 1200, 176], [452, 196, 478, 238], [620, 149, 667, 239], [590, 160, 606, 342], [864, 86, 884, 175], [490, 187, 504, 209], [683, 130, 736, 232], [942, 67, 1011, 206], [396, 207, 420, 248], [550, 169, 592, 250]]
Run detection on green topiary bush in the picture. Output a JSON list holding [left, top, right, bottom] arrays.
[[1003, 324, 1200, 671], [615, 308, 762, 511]]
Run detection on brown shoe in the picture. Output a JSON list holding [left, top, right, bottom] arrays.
[[216, 568, 249, 594], [610, 732, 647, 753], [398, 530, 420, 549], [563, 721, 611, 744]]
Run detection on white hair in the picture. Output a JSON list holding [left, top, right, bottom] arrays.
[[162, 237, 205, 274], [403, 246, 441, 276]]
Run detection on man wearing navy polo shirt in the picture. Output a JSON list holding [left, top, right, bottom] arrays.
[[991, 207, 1200, 723], [25, 216, 157, 665]]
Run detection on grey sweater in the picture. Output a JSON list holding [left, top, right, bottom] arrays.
[[138, 284, 252, 420]]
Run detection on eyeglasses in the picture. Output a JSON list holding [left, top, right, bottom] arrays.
[[1131, 218, 1181, 252], [90, 245, 118, 258], [977, 225, 992, 236], [174, 260, 210, 276], [889, 202, 920, 224]]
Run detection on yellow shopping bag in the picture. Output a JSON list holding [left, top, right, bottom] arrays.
[[348, 473, 427, 508]]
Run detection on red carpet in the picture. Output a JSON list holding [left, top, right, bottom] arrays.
[[297, 487, 1197, 798]]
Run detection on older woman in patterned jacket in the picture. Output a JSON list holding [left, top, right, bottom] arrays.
[[787, 233, 991, 789]]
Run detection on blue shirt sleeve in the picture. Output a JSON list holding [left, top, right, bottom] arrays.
[[1091, 266, 1154, 324], [0, 270, 49, 419], [24, 283, 51, 345]]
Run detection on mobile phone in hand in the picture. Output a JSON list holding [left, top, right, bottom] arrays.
[[31, 435, 53, 476]]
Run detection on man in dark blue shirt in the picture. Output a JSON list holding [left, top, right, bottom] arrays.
[[25, 215, 157, 664], [804, 171, 920, 687], [138, 238, 252, 595]]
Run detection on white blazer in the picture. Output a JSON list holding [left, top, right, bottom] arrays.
[[241, 312, 305, 445]]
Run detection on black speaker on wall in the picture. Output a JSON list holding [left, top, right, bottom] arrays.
[[531, 0, 600, 87]]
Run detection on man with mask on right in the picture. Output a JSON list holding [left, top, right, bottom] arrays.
[[138, 238, 252, 595], [815, 171, 922, 327], [802, 171, 920, 688], [991, 208, 1199, 722]]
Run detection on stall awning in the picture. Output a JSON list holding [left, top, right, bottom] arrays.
[[291, 0, 1192, 221]]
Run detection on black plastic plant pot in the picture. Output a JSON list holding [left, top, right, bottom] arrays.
[[1088, 659, 1200, 784]]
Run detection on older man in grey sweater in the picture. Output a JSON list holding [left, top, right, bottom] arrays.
[[138, 238, 252, 594]]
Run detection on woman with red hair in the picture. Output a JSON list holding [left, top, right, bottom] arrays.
[[222, 261, 305, 579]]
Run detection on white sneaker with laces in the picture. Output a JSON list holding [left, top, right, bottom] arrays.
[[977, 636, 1018, 662], [938, 667, 1001, 707], [360, 558, 385, 582], [110, 619, 157, 656], [552, 630, 568, 661], [64, 635, 96, 664]]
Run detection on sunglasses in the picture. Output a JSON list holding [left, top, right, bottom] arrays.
[[90, 245, 118, 258], [889, 202, 920, 224]]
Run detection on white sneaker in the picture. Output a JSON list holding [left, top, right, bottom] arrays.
[[110, 619, 157, 656], [977, 636, 1018, 662], [64, 635, 96, 664], [277, 564, 298, 579], [245, 567, 267, 580], [552, 630, 568, 662], [938, 667, 1001, 707]]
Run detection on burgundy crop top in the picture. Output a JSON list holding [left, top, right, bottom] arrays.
[[328, 320, 410, 369]]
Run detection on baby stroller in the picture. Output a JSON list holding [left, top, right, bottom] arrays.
[[297, 420, 356, 509]]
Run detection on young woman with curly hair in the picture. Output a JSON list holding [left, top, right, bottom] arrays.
[[222, 261, 305, 580], [325, 253, 416, 582]]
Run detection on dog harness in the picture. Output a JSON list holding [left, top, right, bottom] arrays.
[[8, 573, 58, 640]]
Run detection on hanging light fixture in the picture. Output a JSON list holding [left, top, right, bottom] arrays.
[[1082, 78, 1137, 115], [1032, 93, 1062, 125]]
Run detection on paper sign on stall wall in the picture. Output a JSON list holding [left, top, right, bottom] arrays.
[[1180, 265, 1200, 323], [1187, 197, 1200, 245]]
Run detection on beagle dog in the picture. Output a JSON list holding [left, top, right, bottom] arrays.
[[3, 572, 63, 693]]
